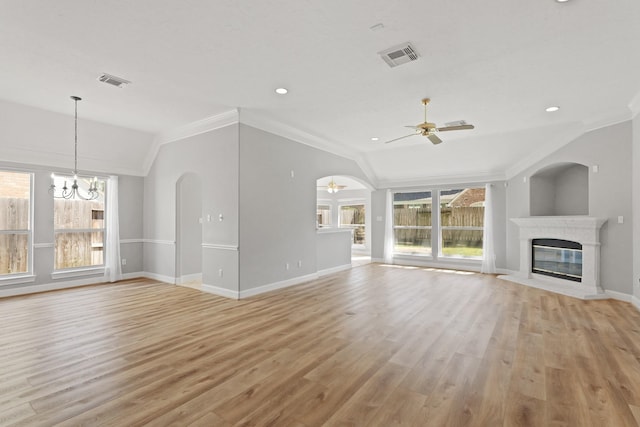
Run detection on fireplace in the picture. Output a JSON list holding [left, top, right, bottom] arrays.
[[500, 216, 606, 299], [531, 239, 582, 282]]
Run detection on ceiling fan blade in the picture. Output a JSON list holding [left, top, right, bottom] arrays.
[[436, 124, 475, 132], [428, 133, 443, 145], [384, 133, 418, 144]]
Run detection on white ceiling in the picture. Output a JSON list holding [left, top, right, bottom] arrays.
[[1, 1, 639, 184]]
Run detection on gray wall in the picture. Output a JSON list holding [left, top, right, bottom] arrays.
[[238, 124, 371, 291], [633, 115, 640, 301], [143, 125, 239, 290], [119, 175, 144, 275], [506, 121, 633, 294], [177, 173, 202, 278]]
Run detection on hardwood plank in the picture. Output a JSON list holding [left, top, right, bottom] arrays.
[[0, 266, 638, 426]]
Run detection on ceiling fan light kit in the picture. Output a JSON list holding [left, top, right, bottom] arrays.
[[384, 98, 475, 145]]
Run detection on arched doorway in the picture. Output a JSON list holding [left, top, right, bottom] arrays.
[[316, 175, 372, 266]]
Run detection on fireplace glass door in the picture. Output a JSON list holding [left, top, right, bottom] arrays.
[[532, 238, 582, 282]]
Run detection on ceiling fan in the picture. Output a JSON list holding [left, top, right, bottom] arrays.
[[385, 98, 475, 145], [317, 177, 346, 193]]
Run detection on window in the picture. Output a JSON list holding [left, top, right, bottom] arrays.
[[0, 170, 32, 277], [317, 204, 331, 228], [393, 191, 432, 255], [339, 204, 365, 245], [53, 176, 106, 270], [440, 188, 485, 258]]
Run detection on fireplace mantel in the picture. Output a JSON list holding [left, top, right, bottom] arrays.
[[499, 216, 607, 299]]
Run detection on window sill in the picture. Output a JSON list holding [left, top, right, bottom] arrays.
[[0, 274, 36, 287], [51, 267, 105, 280]]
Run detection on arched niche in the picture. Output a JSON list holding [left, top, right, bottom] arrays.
[[529, 162, 589, 216]]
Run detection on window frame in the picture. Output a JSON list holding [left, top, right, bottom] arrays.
[[392, 191, 433, 257], [391, 186, 487, 263], [0, 169, 35, 286], [316, 201, 332, 229], [438, 187, 485, 260], [338, 202, 366, 247], [52, 174, 107, 274]]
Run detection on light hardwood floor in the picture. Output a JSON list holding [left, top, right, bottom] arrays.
[[1, 264, 640, 426]]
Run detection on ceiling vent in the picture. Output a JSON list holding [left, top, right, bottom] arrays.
[[98, 73, 131, 88], [378, 42, 419, 68]]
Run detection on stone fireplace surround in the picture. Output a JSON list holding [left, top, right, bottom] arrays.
[[499, 216, 607, 299]]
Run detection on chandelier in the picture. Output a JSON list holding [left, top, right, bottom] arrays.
[[49, 96, 100, 200]]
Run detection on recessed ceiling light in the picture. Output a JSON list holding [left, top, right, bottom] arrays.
[[371, 137, 379, 141], [545, 106, 560, 112], [275, 87, 288, 95], [556, 0, 570, 3]]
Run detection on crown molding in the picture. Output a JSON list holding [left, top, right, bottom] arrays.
[[378, 172, 506, 189], [239, 109, 357, 160], [353, 154, 379, 189], [143, 109, 239, 175], [582, 108, 633, 133]]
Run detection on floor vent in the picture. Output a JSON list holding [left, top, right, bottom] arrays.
[[378, 42, 419, 68]]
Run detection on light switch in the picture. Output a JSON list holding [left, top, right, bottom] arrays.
[[618, 216, 624, 224]]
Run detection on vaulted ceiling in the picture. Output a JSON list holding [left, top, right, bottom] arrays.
[[1, 1, 639, 185]]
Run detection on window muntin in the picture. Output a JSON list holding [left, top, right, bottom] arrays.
[[393, 191, 432, 255], [53, 176, 106, 270], [439, 188, 485, 258], [317, 204, 331, 228], [339, 204, 365, 245], [0, 170, 32, 276]]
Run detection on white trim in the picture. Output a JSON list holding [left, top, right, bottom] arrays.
[[51, 267, 105, 280], [604, 290, 633, 303], [371, 257, 385, 263], [120, 238, 144, 244], [391, 256, 484, 273], [0, 274, 36, 287], [143, 239, 175, 245], [632, 295, 640, 313], [0, 275, 107, 299], [34, 242, 54, 249], [629, 90, 640, 117], [582, 109, 633, 133], [240, 109, 357, 161], [353, 154, 379, 189], [177, 273, 202, 285], [379, 173, 505, 189], [201, 243, 239, 251], [142, 272, 176, 284], [122, 272, 145, 280], [144, 109, 239, 174], [239, 273, 319, 299], [318, 264, 352, 277], [201, 283, 240, 300]]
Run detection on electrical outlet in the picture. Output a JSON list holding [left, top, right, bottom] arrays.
[[218, 269, 223, 277], [121, 258, 126, 266], [297, 260, 302, 268], [285, 263, 290, 270]]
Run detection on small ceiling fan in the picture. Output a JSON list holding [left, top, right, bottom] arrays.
[[317, 177, 346, 193], [385, 98, 475, 145]]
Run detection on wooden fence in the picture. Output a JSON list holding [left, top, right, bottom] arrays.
[[0, 197, 104, 274]]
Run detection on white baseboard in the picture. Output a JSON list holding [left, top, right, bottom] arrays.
[[371, 257, 385, 263], [239, 273, 319, 299], [605, 290, 633, 302], [176, 273, 202, 285], [201, 283, 239, 299], [318, 264, 352, 277], [632, 295, 640, 312], [122, 272, 145, 280], [142, 272, 176, 284]]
